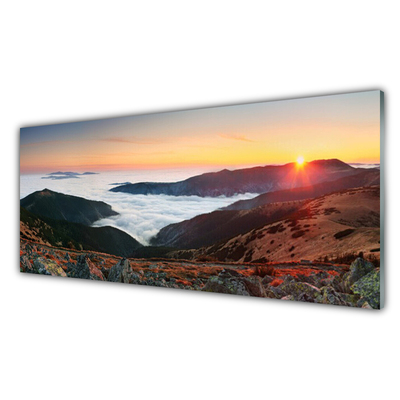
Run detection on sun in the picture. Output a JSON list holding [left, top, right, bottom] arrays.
[[296, 156, 305, 166]]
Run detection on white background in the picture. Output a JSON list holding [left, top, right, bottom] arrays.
[[1, 1, 399, 399]]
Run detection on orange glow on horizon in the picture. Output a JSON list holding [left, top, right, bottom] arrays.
[[20, 91, 381, 174]]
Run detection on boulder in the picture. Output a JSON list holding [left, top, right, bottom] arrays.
[[25, 258, 49, 275], [130, 272, 142, 284], [107, 259, 135, 283], [331, 275, 347, 293], [343, 258, 375, 289], [296, 292, 316, 303], [66, 254, 91, 279], [100, 265, 110, 280], [29, 257, 67, 277], [241, 276, 266, 297], [202, 275, 250, 296], [351, 270, 380, 309], [269, 286, 286, 299], [202, 269, 266, 297], [87, 258, 105, 281], [338, 292, 360, 307], [280, 280, 321, 300], [20, 256, 33, 272], [316, 286, 350, 307], [295, 274, 317, 286], [264, 286, 277, 298]]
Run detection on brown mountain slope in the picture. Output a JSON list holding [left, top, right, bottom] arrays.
[[152, 168, 380, 249], [169, 186, 380, 263], [224, 168, 379, 210], [151, 200, 306, 249]]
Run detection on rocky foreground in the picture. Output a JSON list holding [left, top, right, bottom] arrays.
[[20, 239, 380, 309]]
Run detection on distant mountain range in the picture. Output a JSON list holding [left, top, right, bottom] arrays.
[[20, 189, 118, 225], [42, 171, 98, 180], [110, 159, 364, 197], [151, 168, 380, 249], [47, 171, 98, 176]]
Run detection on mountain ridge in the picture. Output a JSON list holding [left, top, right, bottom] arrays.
[[110, 159, 359, 197], [167, 186, 380, 264], [223, 168, 380, 211], [20, 189, 118, 225], [151, 168, 380, 249]]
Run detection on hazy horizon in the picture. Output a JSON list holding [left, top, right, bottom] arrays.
[[20, 158, 380, 176]]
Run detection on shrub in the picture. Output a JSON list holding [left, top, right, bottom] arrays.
[[254, 265, 276, 277], [270, 278, 283, 287], [334, 229, 355, 239], [292, 230, 305, 239]]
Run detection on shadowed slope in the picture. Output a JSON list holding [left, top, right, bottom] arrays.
[[20, 189, 118, 225], [20, 206, 142, 257]]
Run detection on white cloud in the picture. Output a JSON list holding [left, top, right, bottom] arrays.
[[20, 170, 258, 245]]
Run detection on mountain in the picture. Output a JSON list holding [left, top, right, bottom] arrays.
[[47, 171, 98, 176], [151, 168, 380, 249], [223, 168, 380, 211], [110, 159, 359, 197], [151, 201, 304, 249], [168, 186, 380, 264], [20, 189, 118, 225], [42, 172, 98, 180], [20, 206, 142, 257]]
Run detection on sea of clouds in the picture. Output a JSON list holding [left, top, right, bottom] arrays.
[[20, 168, 259, 245], [20, 164, 379, 246]]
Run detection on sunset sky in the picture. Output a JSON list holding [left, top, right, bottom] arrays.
[[20, 91, 381, 174]]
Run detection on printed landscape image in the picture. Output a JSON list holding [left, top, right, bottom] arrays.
[[20, 91, 383, 309]]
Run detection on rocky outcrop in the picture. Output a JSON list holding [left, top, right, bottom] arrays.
[[19, 240, 381, 309], [343, 258, 375, 288], [67, 254, 91, 279], [22, 256, 67, 277], [351, 270, 380, 309], [20, 256, 33, 272], [203, 275, 250, 296], [201, 257, 381, 309], [107, 258, 141, 284], [66, 254, 105, 281], [202, 269, 265, 297], [279, 278, 321, 299], [316, 286, 350, 306]]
